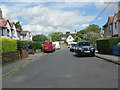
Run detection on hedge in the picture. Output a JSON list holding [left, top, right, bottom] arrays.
[[0, 38, 17, 53], [17, 40, 42, 51], [30, 42, 42, 51], [96, 37, 120, 54]]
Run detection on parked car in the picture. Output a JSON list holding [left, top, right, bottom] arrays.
[[43, 42, 55, 53], [70, 43, 77, 52], [68, 42, 77, 48], [28, 49, 35, 54], [75, 41, 95, 57], [52, 42, 60, 49], [117, 42, 120, 46]]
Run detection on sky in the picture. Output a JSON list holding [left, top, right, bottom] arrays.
[[0, 1, 118, 35]]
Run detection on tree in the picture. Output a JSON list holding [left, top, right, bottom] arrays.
[[66, 31, 70, 34], [32, 34, 48, 43], [49, 32, 63, 42], [75, 24, 102, 45], [83, 31, 102, 45]]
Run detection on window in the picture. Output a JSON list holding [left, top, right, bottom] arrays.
[[7, 29, 9, 37], [2, 28, 4, 36], [79, 42, 91, 46], [115, 22, 117, 28]]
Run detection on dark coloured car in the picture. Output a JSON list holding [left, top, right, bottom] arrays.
[[75, 41, 95, 57], [43, 42, 55, 53]]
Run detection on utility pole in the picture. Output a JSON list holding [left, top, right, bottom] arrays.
[[118, 1, 120, 37]]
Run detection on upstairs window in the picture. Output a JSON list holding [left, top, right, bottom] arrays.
[[115, 22, 117, 28]]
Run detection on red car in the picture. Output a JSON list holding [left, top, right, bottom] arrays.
[[43, 42, 55, 53]]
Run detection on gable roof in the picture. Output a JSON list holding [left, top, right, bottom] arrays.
[[115, 11, 120, 20], [10, 22, 15, 27], [109, 16, 114, 21], [59, 34, 76, 41], [103, 16, 114, 27]]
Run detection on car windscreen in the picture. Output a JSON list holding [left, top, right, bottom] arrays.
[[78, 42, 91, 46], [71, 44, 77, 47]]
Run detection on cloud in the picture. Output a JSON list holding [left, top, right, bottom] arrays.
[[0, 2, 96, 35], [95, 2, 118, 14]]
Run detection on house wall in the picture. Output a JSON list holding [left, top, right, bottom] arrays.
[[113, 15, 118, 36], [118, 21, 120, 37], [6, 22, 11, 38], [12, 25, 19, 40], [66, 35, 74, 42], [0, 27, 2, 36], [17, 31, 21, 38], [2, 28, 7, 38], [103, 20, 113, 38]]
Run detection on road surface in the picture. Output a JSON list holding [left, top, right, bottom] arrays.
[[3, 46, 118, 88]]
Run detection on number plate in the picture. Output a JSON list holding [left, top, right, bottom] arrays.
[[84, 51, 90, 53], [45, 47, 48, 49]]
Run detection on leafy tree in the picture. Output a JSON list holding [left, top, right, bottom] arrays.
[[83, 31, 102, 45], [66, 31, 70, 34], [32, 34, 48, 43], [75, 24, 102, 45], [49, 32, 63, 42]]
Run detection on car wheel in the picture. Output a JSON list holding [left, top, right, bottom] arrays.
[[91, 52, 95, 57]]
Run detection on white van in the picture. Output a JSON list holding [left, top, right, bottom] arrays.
[[52, 42, 60, 49], [68, 42, 77, 48]]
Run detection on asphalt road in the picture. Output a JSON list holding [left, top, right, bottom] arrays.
[[3, 46, 118, 88]]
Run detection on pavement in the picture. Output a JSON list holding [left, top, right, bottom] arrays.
[[1, 50, 119, 78], [1, 52, 45, 78], [95, 51, 120, 65]]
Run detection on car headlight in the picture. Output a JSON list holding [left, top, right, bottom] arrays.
[[78, 48, 82, 50], [91, 48, 94, 50], [90, 47, 94, 51]]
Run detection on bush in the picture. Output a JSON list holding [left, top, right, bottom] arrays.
[[17, 40, 31, 51], [17, 40, 43, 51], [30, 42, 42, 51], [96, 37, 120, 54], [0, 38, 17, 53]]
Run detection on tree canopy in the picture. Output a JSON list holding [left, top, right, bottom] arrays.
[[75, 24, 102, 45], [32, 34, 48, 43], [49, 32, 63, 42], [66, 31, 70, 34]]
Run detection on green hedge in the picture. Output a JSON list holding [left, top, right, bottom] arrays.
[[0, 38, 17, 53], [30, 41, 42, 51], [96, 37, 120, 54], [17, 40, 42, 51]]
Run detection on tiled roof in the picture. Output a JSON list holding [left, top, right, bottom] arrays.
[[10, 22, 14, 27], [0, 19, 7, 27], [109, 16, 114, 21], [115, 11, 120, 20]]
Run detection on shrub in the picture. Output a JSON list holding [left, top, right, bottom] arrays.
[[96, 37, 120, 54], [30, 42, 42, 51], [17, 40, 32, 51], [17, 40, 43, 51], [0, 38, 17, 53]]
